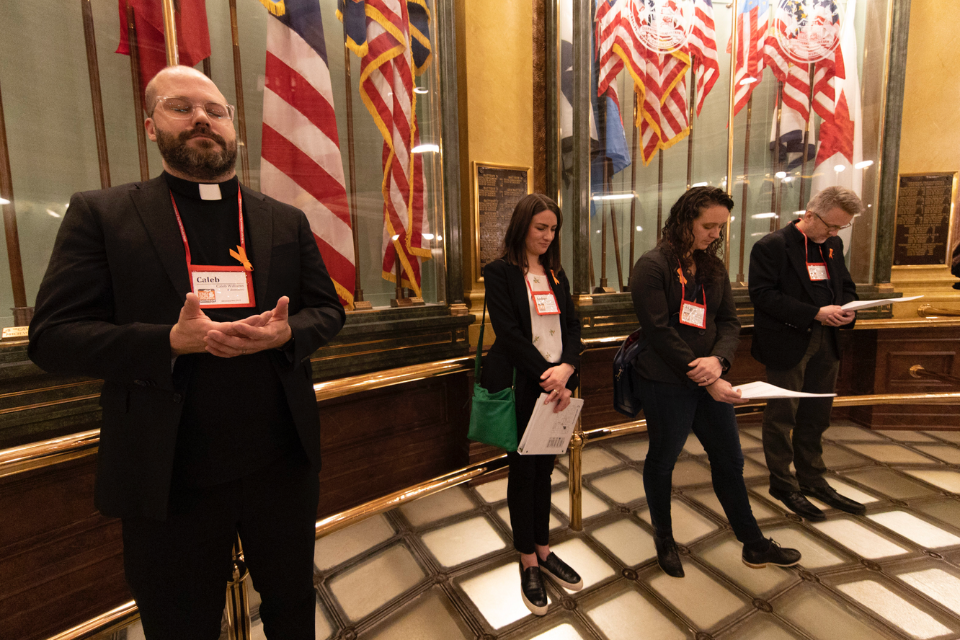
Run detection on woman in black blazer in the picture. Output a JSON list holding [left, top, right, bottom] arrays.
[[629, 187, 801, 578], [481, 193, 582, 615]]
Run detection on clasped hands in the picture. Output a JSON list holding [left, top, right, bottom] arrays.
[[540, 362, 575, 413], [815, 305, 855, 327], [169, 293, 292, 357], [686, 356, 745, 404]]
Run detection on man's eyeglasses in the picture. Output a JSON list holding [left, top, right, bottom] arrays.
[[813, 211, 853, 232], [154, 97, 236, 122]]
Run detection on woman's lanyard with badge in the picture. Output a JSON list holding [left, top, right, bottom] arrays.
[[797, 224, 831, 281], [525, 270, 561, 316], [170, 189, 256, 308], [676, 261, 706, 329]]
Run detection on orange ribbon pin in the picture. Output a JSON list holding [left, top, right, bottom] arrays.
[[550, 269, 560, 285], [230, 245, 254, 271], [677, 268, 687, 285], [829, 248, 834, 259]]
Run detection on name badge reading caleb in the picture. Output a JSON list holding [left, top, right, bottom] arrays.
[[171, 189, 257, 308], [526, 275, 561, 315]]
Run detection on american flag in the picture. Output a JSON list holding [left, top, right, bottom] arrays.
[[815, 0, 856, 166], [341, 0, 432, 296], [764, 33, 812, 123], [728, 0, 769, 115], [260, 0, 355, 308], [595, 0, 690, 165], [687, 0, 719, 117]]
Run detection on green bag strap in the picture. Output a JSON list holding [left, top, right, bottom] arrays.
[[475, 294, 516, 386]]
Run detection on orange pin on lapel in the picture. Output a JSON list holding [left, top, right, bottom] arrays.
[[550, 269, 560, 285], [677, 268, 687, 285], [829, 248, 834, 259], [230, 245, 254, 271]]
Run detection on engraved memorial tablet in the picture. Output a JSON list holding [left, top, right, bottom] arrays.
[[893, 173, 957, 267], [474, 163, 531, 279]]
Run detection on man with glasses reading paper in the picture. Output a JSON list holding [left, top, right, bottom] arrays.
[[29, 66, 345, 638], [749, 187, 865, 523]]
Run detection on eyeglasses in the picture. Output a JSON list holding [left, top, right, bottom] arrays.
[[154, 97, 236, 121], [813, 211, 853, 232]]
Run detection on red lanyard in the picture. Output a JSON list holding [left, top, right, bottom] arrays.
[[797, 224, 830, 281], [676, 262, 704, 307], [169, 187, 244, 267], [677, 261, 706, 329]]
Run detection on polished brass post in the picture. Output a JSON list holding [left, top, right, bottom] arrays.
[[724, 0, 739, 270], [160, 0, 179, 66], [568, 387, 584, 531], [225, 536, 252, 640]]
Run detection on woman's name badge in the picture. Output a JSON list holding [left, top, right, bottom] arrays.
[[533, 291, 560, 315], [190, 266, 256, 308], [807, 263, 829, 281], [680, 299, 706, 329]]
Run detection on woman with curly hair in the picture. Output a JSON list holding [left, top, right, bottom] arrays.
[[629, 187, 801, 577]]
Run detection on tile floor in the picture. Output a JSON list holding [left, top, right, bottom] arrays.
[[105, 421, 960, 639]]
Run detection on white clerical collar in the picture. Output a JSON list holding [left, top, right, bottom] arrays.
[[198, 183, 222, 200]]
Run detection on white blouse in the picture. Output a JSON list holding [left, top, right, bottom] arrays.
[[525, 272, 563, 364]]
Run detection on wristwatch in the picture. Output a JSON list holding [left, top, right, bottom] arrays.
[[714, 355, 730, 373]]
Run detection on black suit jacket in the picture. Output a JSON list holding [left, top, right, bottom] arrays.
[[629, 247, 740, 385], [480, 259, 581, 431], [748, 220, 857, 370], [28, 176, 345, 520]]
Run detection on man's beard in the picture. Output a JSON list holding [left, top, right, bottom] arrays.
[[155, 124, 237, 181]]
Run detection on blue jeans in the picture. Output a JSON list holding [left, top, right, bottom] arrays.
[[639, 378, 764, 545]]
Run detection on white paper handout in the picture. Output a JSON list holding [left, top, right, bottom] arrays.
[[518, 393, 585, 455], [732, 381, 837, 400], [841, 295, 923, 312]]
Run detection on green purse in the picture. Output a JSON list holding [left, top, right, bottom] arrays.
[[467, 297, 519, 452]]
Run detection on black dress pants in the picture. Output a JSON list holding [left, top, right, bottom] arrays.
[[507, 450, 557, 554], [122, 451, 320, 640]]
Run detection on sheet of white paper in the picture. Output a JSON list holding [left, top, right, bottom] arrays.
[[733, 381, 837, 400], [517, 394, 585, 455], [841, 295, 923, 311]]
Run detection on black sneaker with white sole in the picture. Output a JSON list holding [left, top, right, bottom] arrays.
[[538, 552, 583, 591], [519, 563, 548, 615]]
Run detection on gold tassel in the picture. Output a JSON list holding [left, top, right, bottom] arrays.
[[259, 0, 285, 17]]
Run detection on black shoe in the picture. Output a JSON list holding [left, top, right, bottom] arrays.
[[742, 538, 802, 568], [538, 552, 583, 591], [800, 484, 866, 515], [654, 535, 685, 578], [769, 488, 826, 521], [519, 563, 548, 616]]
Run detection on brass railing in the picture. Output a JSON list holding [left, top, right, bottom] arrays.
[[917, 304, 960, 318], [39, 389, 960, 640], [910, 365, 960, 387]]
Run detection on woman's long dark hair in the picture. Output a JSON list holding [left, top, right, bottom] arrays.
[[501, 193, 563, 274], [659, 186, 734, 284]]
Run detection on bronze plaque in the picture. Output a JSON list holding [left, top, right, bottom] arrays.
[[474, 162, 531, 280], [893, 172, 957, 267]]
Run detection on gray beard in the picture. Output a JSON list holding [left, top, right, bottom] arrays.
[[156, 126, 237, 181]]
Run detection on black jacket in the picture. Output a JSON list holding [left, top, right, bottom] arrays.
[[480, 259, 581, 431], [29, 176, 345, 520], [629, 247, 740, 386], [749, 220, 857, 370]]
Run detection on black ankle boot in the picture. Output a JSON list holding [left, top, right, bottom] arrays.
[[654, 535, 684, 578]]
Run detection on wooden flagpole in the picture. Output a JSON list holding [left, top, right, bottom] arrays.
[[737, 94, 753, 284], [798, 64, 814, 211], [0, 80, 29, 324], [81, 0, 111, 189], [228, 0, 250, 185], [606, 162, 624, 292], [343, 37, 370, 310], [202, 57, 212, 78], [628, 90, 638, 277], [126, 2, 150, 181], [686, 75, 695, 189], [771, 81, 783, 230], [656, 150, 663, 241], [594, 84, 613, 294]]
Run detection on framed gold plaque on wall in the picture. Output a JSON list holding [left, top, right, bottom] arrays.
[[892, 172, 958, 269], [473, 162, 532, 282]]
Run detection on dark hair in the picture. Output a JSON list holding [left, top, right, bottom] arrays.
[[659, 186, 734, 284], [501, 193, 563, 274]]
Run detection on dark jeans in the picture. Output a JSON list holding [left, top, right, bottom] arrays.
[[122, 451, 320, 640], [762, 324, 840, 493], [639, 378, 763, 545], [507, 450, 557, 554]]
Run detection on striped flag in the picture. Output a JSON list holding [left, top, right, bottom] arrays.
[[764, 33, 812, 123], [687, 0, 720, 117], [814, 0, 858, 168], [260, 0, 355, 308], [727, 0, 769, 115], [340, 0, 432, 296]]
